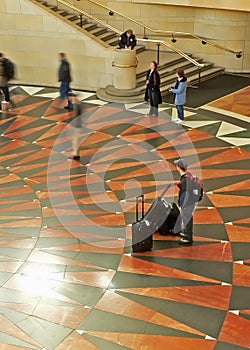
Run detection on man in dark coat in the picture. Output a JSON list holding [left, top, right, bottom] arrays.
[[58, 52, 72, 110], [0, 52, 11, 109], [118, 29, 136, 49], [144, 61, 162, 117]]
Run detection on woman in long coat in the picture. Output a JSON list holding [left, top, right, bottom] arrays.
[[144, 61, 162, 117]]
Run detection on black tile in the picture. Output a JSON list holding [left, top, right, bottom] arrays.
[[229, 286, 250, 310], [138, 257, 232, 284], [117, 290, 226, 338]]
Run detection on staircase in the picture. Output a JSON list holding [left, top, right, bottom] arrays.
[[97, 55, 225, 103], [32, 0, 225, 103]]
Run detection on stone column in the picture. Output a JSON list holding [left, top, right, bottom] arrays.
[[112, 49, 137, 90]]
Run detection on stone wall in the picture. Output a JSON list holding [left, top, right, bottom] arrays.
[[0, 0, 114, 90]]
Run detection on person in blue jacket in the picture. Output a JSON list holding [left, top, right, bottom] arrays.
[[169, 69, 187, 123]]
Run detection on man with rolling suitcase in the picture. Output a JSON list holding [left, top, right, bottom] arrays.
[[174, 158, 203, 245]]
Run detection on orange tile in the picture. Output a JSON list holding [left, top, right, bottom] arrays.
[[193, 208, 224, 224], [117, 285, 231, 310], [207, 194, 250, 207], [64, 270, 116, 288], [55, 331, 99, 350], [226, 225, 250, 242], [233, 263, 250, 287], [33, 303, 91, 328], [219, 312, 250, 348], [118, 255, 220, 283], [0, 314, 40, 348], [153, 242, 232, 262], [95, 291, 204, 336]]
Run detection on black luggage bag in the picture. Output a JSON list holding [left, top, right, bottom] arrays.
[[132, 188, 172, 253], [157, 202, 180, 235]]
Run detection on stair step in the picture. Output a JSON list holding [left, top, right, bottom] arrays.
[[97, 87, 144, 103], [67, 15, 81, 22], [105, 85, 143, 97], [90, 27, 108, 36], [58, 10, 69, 16], [98, 32, 118, 42], [81, 23, 97, 31]]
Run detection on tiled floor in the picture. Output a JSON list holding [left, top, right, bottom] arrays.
[[0, 84, 249, 350]]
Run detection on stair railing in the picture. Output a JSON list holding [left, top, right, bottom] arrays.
[[73, 0, 242, 58], [34, 0, 219, 86], [51, 0, 121, 36]]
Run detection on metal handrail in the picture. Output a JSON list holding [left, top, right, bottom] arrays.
[[56, 0, 121, 35], [74, 0, 242, 57], [54, 0, 204, 68]]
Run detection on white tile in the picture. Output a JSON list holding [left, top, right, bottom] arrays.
[[125, 102, 145, 109], [181, 121, 219, 128], [35, 92, 60, 99], [84, 99, 107, 105], [20, 86, 44, 95], [76, 92, 96, 100], [218, 137, 250, 146], [216, 122, 245, 137]]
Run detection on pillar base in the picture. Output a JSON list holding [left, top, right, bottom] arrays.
[[97, 85, 144, 103]]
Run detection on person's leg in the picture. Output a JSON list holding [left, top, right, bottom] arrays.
[[66, 85, 73, 108], [151, 92, 158, 116], [148, 90, 154, 115], [179, 204, 195, 243], [1, 85, 10, 102], [59, 82, 68, 101], [71, 128, 81, 158], [176, 105, 184, 120], [173, 211, 182, 234]]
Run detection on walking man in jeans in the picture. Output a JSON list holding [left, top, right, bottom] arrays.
[[58, 52, 73, 110]]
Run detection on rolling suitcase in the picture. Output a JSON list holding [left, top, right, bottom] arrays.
[[132, 187, 172, 253], [157, 202, 180, 235]]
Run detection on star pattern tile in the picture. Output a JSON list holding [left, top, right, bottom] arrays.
[[0, 85, 249, 349]]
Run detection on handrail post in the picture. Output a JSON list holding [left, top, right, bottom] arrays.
[[143, 27, 148, 39], [79, 13, 83, 28], [156, 43, 160, 65], [198, 67, 201, 87]]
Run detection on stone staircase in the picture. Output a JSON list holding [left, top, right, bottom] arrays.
[[32, 0, 225, 102], [97, 55, 225, 103]]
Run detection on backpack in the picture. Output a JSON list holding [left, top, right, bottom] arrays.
[[4, 58, 15, 80], [185, 173, 204, 202]]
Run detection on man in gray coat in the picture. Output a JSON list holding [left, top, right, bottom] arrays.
[[170, 69, 187, 123]]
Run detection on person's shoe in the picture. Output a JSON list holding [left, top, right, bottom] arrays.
[[151, 114, 158, 117], [64, 105, 73, 111], [175, 118, 183, 123], [178, 238, 193, 245], [68, 155, 80, 160], [179, 232, 185, 237], [170, 229, 182, 236]]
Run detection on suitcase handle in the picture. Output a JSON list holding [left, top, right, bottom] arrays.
[[136, 195, 144, 222]]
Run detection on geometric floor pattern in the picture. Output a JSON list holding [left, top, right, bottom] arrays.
[[0, 84, 249, 349]]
